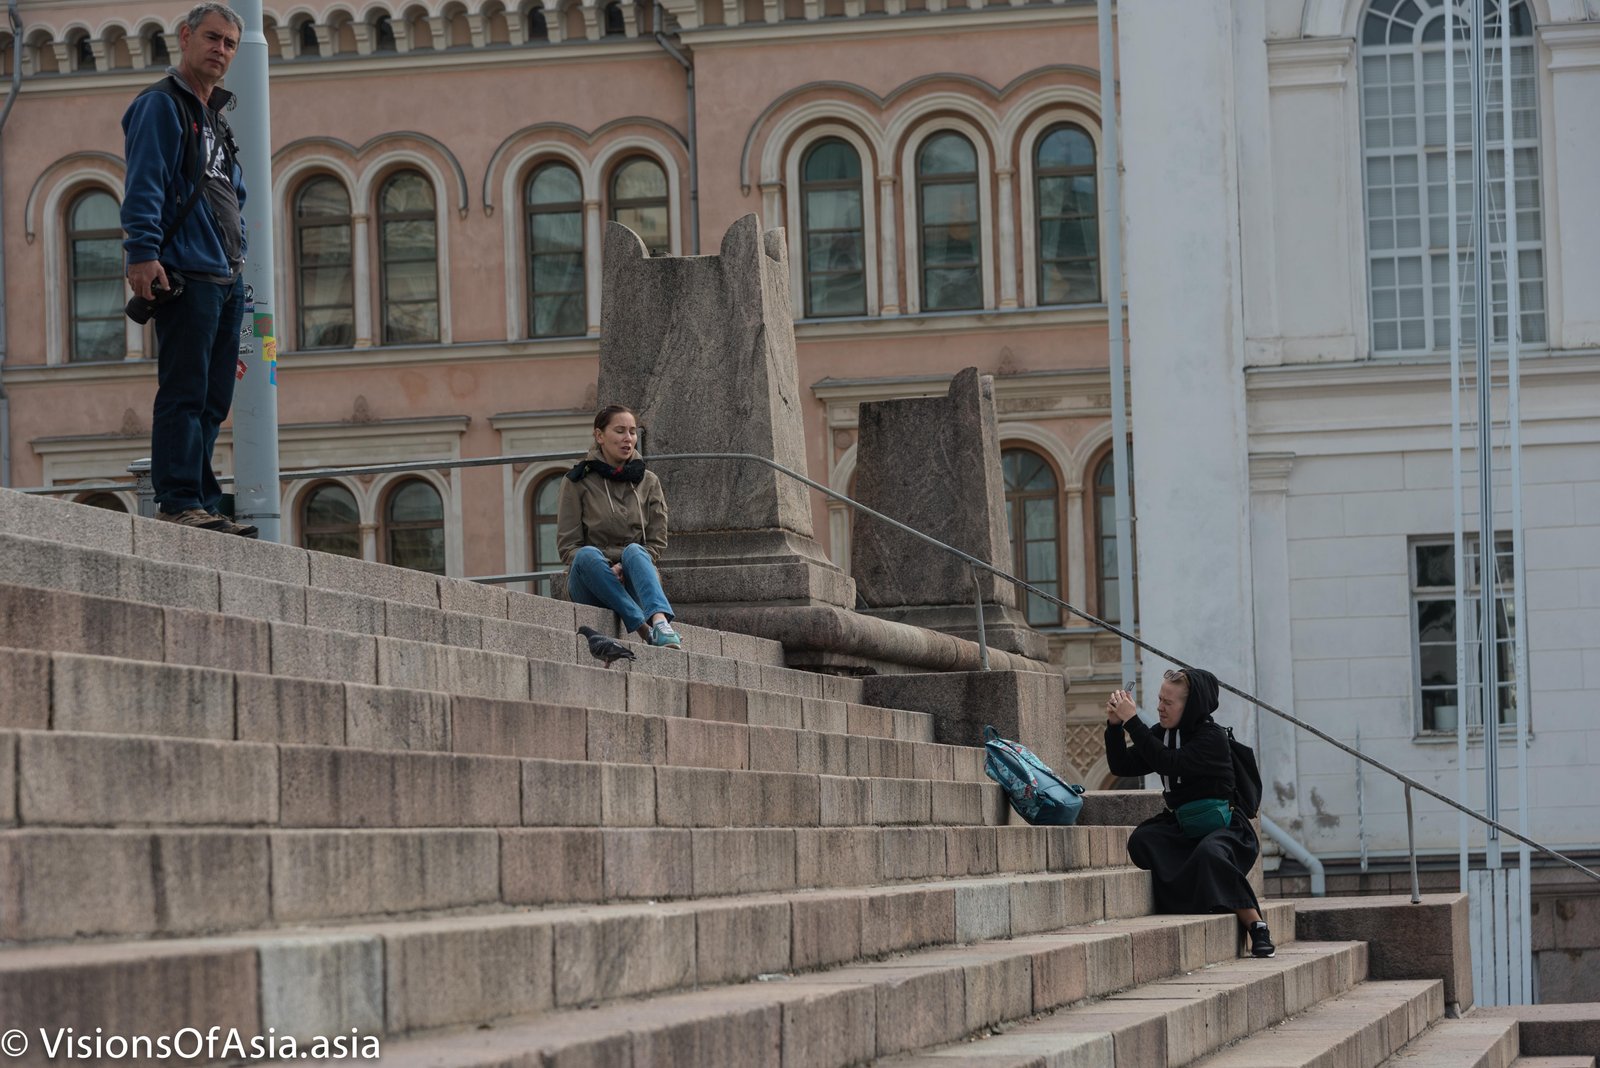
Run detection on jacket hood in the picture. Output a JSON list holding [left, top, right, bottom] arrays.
[[1176, 667, 1221, 732]]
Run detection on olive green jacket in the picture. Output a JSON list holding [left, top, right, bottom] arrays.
[[555, 447, 669, 565]]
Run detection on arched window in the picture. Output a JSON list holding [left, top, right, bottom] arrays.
[[73, 35, 95, 71], [301, 482, 361, 558], [373, 15, 397, 50], [77, 492, 128, 512], [525, 162, 585, 337], [1359, 0, 1544, 353], [799, 138, 866, 318], [1093, 450, 1136, 624], [67, 190, 125, 362], [527, 7, 549, 39], [603, 2, 626, 34], [1035, 124, 1099, 305], [297, 19, 320, 55], [916, 132, 982, 312], [294, 176, 354, 349], [383, 479, 445, 574], [147, 30, 169, 65], [377, 170, 440, 344], [529, 474, 563, 596], [608, 156, 669, 256], [1001, 448, 1061, 626]]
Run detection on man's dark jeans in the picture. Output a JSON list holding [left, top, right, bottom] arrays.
[[151, 273, 245, 515]]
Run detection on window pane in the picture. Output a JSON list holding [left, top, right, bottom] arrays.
[[384, 260, 438, 302], [74, 278, 123, 318], [306, 485, 358, 525], [385, 302, 440, 345], [532, 211, 583, 252], [297, 178, 350, 217], [306, 530, 361, 558], [298, 225, 352, 265], [389, 480, 442, 523], [300, 267, 355, 305], [921, 182, 978, 224], [804, 189, 862, 231], [1041, 262, 1098, 305], [923, 266, 981, 311], [1041, 217, 1099, 260], [534, 293, 585, 336], [917, 133, 975, 176], [808, 272, 865, 317], [807, 232, 864, 273], [612, 158, 667, 201], [71, 191, 120, 230], [300, 308, 354, 348], [532, 253, 585, 292], [613, 205, 669, 254], [73, 318, 123, 361], [73, 238, 123, 278], [381, 172, 433, 214], [1036, 126, 1093, 169], [804, 139, 861, 182], [382, 219, 436, 261], [390, 527, 445, 574], [528, 164, 581, 205], [922, 224, 978, 267]]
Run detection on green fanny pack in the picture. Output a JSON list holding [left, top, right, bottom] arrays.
[[1175, 798, 1233, 839]]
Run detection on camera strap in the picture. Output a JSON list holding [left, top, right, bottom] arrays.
[[153, 77, 224, 258]]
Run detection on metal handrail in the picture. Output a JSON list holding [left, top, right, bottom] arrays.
[[14, 448, 1598, 895]]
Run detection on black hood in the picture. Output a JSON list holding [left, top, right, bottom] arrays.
[[1176, 667, 1220, 733]]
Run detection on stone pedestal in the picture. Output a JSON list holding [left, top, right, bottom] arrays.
[[850, 367, 1046, 660], [862, 668, 1070, 777], [599, 216, 853, 608]]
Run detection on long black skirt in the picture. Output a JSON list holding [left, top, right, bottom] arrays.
[[1127, 810, 1261, 915]]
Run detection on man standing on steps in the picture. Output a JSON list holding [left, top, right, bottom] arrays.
[[121, 2, 257, 537]]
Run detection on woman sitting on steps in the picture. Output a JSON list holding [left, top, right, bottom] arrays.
[[556, 404, 682, 650], [1104, 666, 1275, 958]]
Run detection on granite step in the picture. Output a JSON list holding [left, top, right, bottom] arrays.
[[0, 823, 1140, 942], [276, 908, 1311, 1068], [1511, 1059, 1597, 1068], [1375, 1015, 1521, 1068], [0, 866, 1206, 1050], [1186, 978, 1447, 1068], [0, 645, 969, 777]]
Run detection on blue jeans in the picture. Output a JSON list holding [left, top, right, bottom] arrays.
[[567, 544, 674, 634], [151, 273, 246, 514]]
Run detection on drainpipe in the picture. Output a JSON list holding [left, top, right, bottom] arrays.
[[1261, 813, 1327, 897], [0, 0, 22, 487], [653, 31, 698, 253]]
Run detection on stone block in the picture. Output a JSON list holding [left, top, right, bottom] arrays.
[[779, 983, 876, 1068], [0, 944, 260, 1057], [911, 741, 956, 782], [586, 708, 667, 764], [163, 606, 272, 674], [20, 732, 277, 826], [439, 576, 509, 619], [386, 602, 482, 648], [696, 900, 791, 984], [383, 916, 555, 1032], [729, 770, 821, 827], [270, 829, 500, 922], [0, 734, 12, 825], [271, 622, 377, 683], [220, 572, 306, 624], [552, 908, 697, 1005], [656, 766, 731, 827], [932, 781, 986, 825], [819, 673, 862, 702], [952, 746, 989, 782], [278, 746, 521, 827], [1009, 872, 1104, 934], [673, 622, 722, 655], [819, 775, 871, 827], [0, 648, 49, 729], [501, 829, 603, 904], [452, 697, 586, 760], [627, 994, 782, 1068], [602, 763, 657, 826], [801, 697, 849, 735], [691, 828, 797, 896], [863, 669, 1071, 779], [762, 663, 822, 699], [685, 652, 740, 687], [687, 681, 748, 723], [573, 602, 615, 633], [1046, 826, 1091, 871], [861, 886, 956, 957], [791, 892, 865, 968], [1021, 934, 1093, 1010], [236, 673, 346, 745], [132, 512, 309, 583], [0, 828, 270, 940], [305, 586, 387, 635], [872, 966, 967, 1056], [797, 730, 851, 776], [879, 827, 947, 881], [1294, 894, 1473, 1008], [521, 758, 603, 827], [506, 591, 577, 630], [847, 703, 895, 739], [996, 826, 1050, 873], [749, 725, 800, 772], [1090, 825, 1133, 867], [665, 716, 748, 770], [377, 638, 530, 701], [308, 551, 439, 607], [795, 827, 879, 889], [0, 487, 133, 552], [0, 534, 220, 612], [1026, 1005, 1166, 1068], [956, 883, 1012, 942], [1101, 866, 1154, 919], [1075, 789, 1168, 826], [603, 828, 693, 899], [718, 628, 783, 666], [524, 658, 624, 709], [481, 617, 571, 662], [255, 934, 384, 1040], [627, 672, 689, 718], [53, 653, 235, 739], [626, 643, 689, 681], [746, 690, 805, 730], [892, 707, 936, 743], [960, 950, 1034, 1032], [736, 658, 765, 690], [344, 683, 450, 752], [946, 827, 999, 877], [871, 778, 931, 825], [0, 579, 165, 662]]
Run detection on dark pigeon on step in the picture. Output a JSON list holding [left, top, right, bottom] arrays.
[[578, 625, 637, 667]]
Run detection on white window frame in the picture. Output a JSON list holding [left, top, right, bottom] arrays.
[[1409, 533, 1523, 739]]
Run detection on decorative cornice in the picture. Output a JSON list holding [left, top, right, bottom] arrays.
[[1542, 22, 1600, 73], [1248, 451, 1295, 494], [795, 303, 1110, 341], [1266, 37, 1355, 91], [683, 3, 1096, 48]]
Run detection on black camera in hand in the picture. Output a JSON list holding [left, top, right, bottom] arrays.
[[125, 268, 186, 324]]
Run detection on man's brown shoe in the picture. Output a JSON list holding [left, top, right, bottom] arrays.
[[211, 515, 259, 538], [158, 507, 229, 531]]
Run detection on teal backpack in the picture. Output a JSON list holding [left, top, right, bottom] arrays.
[[982, 725, 1086, 826]]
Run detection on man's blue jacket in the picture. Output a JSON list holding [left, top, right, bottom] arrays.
[[120, 71, 248, 278]]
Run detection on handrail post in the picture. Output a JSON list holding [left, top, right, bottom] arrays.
[[127, 458, 155, 519], [1405, 784, 1421, 904], [971, 562, 989, 670]]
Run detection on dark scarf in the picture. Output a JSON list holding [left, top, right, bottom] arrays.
[[565, 456, 646, 484]]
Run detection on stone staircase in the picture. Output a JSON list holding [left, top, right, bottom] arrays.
[[0, 487, 1587, 1067]]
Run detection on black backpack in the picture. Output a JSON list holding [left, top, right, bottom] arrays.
[[1225, 727, 1263, 818]]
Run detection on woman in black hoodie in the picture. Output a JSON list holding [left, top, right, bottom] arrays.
[[1104, 666, 1276, 958]]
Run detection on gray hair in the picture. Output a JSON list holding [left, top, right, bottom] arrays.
[[183, 2, 243, 34]]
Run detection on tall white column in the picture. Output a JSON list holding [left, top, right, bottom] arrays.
[[351, 213, 373, 348], [1119, 0, 1258, 705], [878, 175, 900, 315], [585, 200, 602, 334], [996, 167, 1018, 308], [1542, 23, 1600, 348], [1249, 452, 1299, 822]]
